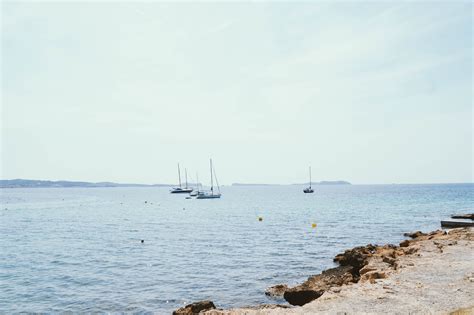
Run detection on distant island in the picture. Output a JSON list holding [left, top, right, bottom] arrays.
[[0, 179, 173, 188], [231, 183, 279, 186], [233, 181, 351, 186], [1, 179, 351, 188], [291, 180, 351, 185]]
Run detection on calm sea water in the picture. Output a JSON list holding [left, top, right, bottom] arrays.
[[0, 184, 472, 313]]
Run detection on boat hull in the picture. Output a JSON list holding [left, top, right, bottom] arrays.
[[303, 188, 314, 193], [196, 193, 221, 199], [170, 188, 193, 194]]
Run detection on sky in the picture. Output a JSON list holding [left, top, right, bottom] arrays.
[[1, 1, 472, 185]]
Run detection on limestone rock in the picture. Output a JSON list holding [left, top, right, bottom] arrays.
[[333, 244, 376, 274], [173, 300, 216, 315], [359, 265, 377, 275], [402, 245, 419, 255], [403, 231, 426, 238], [382, 256, 396, 266], [283, 266, 355, 306], [283, 289, 324, 306], [265, 284, 289, 297], [399, 240, 411, 247], [361, 271, 387, 283]]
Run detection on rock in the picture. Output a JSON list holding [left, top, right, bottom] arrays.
[[330, 287, 341, 293], [382, 256, 396, 266], [273, 229, 474, 310], [283, 290, 324, 306], [399, 240, 410, 247], [377, 247, 397, 259], [265, 284, 289, 297], [249, 304, 290, 310], [403, 231, 426, 238], [333, 244, 376, 275], [359, 265, 377, 275], [204, 304, 289, 314], [429, 230, 446, 236], [173, 300, 216, 315], [463, 272, 474, 282], [282, 242, 401, 307], [283, 266, 355, 306], [361, 271, 387, 283], [218, 304, 289, 312], [402, 245, 419, 255]]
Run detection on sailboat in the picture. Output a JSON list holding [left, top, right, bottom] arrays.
[[196, 159, 221, 199], [189, 173, 200, 197], [303, 166, 314, 193], [170, 164, 193, 194]]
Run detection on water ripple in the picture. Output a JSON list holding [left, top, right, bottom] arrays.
[[0, 184, 472, 313]]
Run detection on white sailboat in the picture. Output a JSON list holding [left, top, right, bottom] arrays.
[[196, 159, 221, 199], [189, 173, 200, 197], [303, 166, 314, 193], [170, 164, 193, 194]]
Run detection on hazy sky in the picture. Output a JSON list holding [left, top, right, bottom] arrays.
[[1, 1, 472, 185]]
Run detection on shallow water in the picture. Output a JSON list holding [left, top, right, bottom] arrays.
[[0, 184, 472, 313]]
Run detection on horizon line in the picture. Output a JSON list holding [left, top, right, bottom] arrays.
[[1, 178, 473, 187]]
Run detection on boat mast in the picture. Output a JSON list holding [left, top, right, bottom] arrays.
[[196, 172, 200, 192], [178, 163, 182, 188], [185, 168, 188, 189], [309, 166, 312, 189], [210, 159, 214, 194], [213, 163, 220, 193]]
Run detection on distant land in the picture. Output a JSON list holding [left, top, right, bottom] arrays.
[[233, 181, 351, 186], [0, 179, 351, 188], [0, 179, 173, 188], [231, 183, 278, 186], [293, 180, 352, 185]]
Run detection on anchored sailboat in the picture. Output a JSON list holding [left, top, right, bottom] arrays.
[[189, 173, 200, 197], [170, 164, 193, 194], [196, 159, 221, 199], [303, 166, 314, 193]]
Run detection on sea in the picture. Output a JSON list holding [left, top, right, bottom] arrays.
[[0, 184, 472, 314]]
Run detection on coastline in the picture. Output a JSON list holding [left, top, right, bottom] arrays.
[[175, 227, 474, 315]]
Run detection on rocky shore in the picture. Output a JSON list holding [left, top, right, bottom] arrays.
[[174, 227, 473, 315]]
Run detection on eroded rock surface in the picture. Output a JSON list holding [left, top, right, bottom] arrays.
[[404, 231, 426, 238], [265, 284, 289, 297], [281, 234, 429, 306], [204, 304, 289, 314], [173, 300, 216, 315], [175, 227, 473, 314], [283, 266, 355, 306]]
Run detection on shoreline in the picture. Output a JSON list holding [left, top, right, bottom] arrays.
[[175, 227, 474, 314]]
